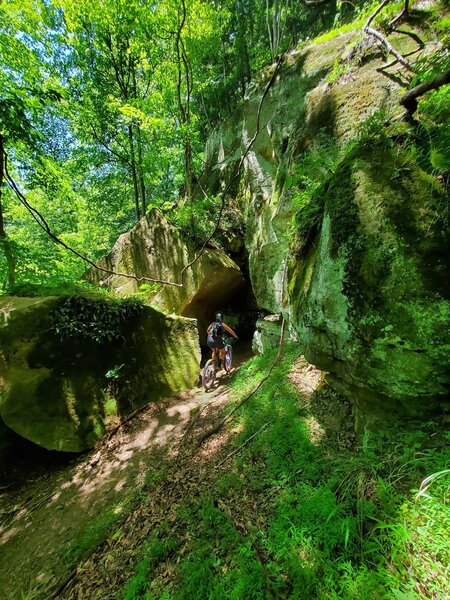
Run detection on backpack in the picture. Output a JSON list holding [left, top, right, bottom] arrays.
[[211, 321, 222, 340]]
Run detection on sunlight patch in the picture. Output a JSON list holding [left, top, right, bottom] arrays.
[[306, 416, 326, 445], [288, 356, 323, 399]]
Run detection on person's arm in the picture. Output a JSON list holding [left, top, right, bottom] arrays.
[[207, 322, 213, 335], [222, 322, 238, 338]]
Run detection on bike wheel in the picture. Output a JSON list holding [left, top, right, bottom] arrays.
[[202, 359, 216, 390], [224, 346, 233, 373]]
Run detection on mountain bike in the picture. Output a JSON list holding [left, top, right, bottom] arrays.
[[202, 340, 233, 390]]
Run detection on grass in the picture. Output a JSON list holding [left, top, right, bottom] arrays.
[[312, 19, 365, 45], [117, 345, 450, 599]]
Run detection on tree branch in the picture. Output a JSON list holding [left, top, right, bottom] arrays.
[[363, 0, 413, 71], [389, 0, 409, 29], [180, 54, 284, 280], [90, 124, 130, 164], [4, 56, 283, 294], [399, 68, 450, 115], [4, 157, 182, 288]]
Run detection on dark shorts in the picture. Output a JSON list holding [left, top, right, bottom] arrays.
[[207, 335, 224, 349]]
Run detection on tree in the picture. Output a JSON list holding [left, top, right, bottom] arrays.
[[0, 0, 60, 288]]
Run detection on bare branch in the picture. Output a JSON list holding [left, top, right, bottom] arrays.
[[4, 157, 182, 288], [389, 0, 409, 29], [4, 55, 283, 295], [363, 0, 413, 71], [90, 124, 130, 164], [180, 54, 284, 279]]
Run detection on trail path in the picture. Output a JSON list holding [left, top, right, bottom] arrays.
[[0, 354, 247, 600]]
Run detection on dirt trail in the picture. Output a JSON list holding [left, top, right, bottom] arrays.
[[0, 357, 244, 600]]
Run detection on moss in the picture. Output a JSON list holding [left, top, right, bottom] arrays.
[[312, 23, 362, 47], [287, 134, 450, 419]]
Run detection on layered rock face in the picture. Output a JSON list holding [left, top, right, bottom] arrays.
[[201, 27, 450, 427], [85, 208, 244, 342], [0, 296, 200, 453]]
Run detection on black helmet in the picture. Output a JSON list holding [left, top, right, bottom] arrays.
[[215, 311, 223, 322]]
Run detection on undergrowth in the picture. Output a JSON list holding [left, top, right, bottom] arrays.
[[119, 346, 450, 599], [63, 502, 127, 566]]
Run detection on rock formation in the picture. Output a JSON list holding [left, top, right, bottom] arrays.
[[201, 29, 450, 427], [85, 208, 245, 341], [0, 296, 200, 454]]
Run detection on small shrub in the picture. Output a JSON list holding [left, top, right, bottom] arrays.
[[51, 296, 144, 343]]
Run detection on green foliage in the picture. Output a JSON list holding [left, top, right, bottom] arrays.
[[313, 18, 365, 46], [416, 83, 450, 176], [289, 111, 393, 258], [412, 49, 450, 88], [4, 279, 111, 298], [121, 528, 179, 600], [168, 196, 243, 248], [50, 296, 143, 343], [168, 196, 222, 246], [287, 132, 340, 254], [326, 58, 351, 85], [63, 502, 126, 565]]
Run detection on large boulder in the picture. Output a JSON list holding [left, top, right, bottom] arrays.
[[0, 296, 200, 452], [85, 208, 245, 342], [288, 146, 449, 430], [199, 20, 449, 427]]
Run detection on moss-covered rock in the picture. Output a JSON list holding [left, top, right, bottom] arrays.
[[289, 145, 450, 429], [199, 7, 449, 428], [85, 208, 244, 342], [252, 313, 284, 354], [0, 296, 200, 452]]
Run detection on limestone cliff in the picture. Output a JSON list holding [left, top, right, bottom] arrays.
[[200, 20, 449, 426]]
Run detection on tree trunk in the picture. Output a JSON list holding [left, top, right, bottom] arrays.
[[135, 125, 146, 215], [237, 0, 251, 97], [131, 67, 146, 215], [0, 135, 16, 289], [184, 141, 193, 200], [128, 126, 141, 221], [175, 0, 193, 202]]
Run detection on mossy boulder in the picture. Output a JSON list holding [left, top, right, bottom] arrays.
[[289, 145, 450, 429], [199, 12, 449, 427], [252, 314, 284, 354], [0, 296, 200, 453], [85, 208, 244, 342]]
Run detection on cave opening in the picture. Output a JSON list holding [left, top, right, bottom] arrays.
[[181, 247, 260, 359]]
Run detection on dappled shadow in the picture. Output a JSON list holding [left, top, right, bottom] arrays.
[[0, 389, 217, 597], [13, 347, 447, 599], [0, 345, 252, 599]]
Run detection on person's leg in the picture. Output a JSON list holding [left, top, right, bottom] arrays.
[[207, 336, 217, 361], [217, 339, 225, 365]]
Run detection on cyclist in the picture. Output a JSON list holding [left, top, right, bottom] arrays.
[[206, 311, 238, 367]]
